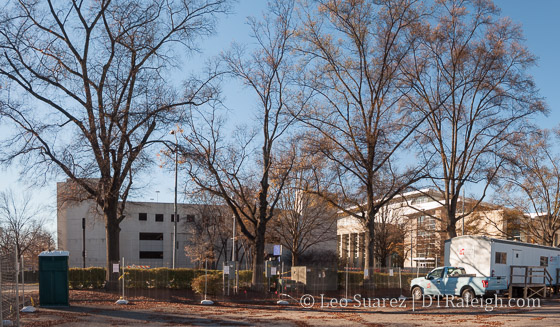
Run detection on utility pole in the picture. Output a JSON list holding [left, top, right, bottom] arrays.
[[171, 129, 179, 269], [82, 217, 86, 268]]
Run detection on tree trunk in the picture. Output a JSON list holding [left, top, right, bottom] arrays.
[[292, 238, 298, 266], [446, 208, 458, 240], [251, 222, 266, 290], [378, 251, 388, 268], [104, 199, 121, 290], [363, 218, 375, 281]]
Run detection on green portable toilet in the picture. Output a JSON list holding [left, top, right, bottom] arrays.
[[39, 251, 70, 306]]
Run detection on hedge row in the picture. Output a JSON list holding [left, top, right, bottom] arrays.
[[69, 267, 418, 291], [69, 267, 106, 289], [68, 267, 254, 290]]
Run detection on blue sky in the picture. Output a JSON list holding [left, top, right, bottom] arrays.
[[495, 0, 560, 129], [2, 0, 558, 234]]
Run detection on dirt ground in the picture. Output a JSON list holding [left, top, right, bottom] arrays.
[[19, 296, 560, 326]]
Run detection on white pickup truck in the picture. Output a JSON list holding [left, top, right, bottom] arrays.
[[410, 267, 508, 302]]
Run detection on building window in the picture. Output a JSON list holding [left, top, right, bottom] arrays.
[[495, 252, 507, 264], [139, 213, 147, 221], [139, 233, 163, 241], [186, 214, 195, 222], [155, 214, 164, 222], [416, 215, 437, 261], [412, 196, 430, 204], [171, 214, 179, 222], [350, 233, 357, 260], [540, 256, 548, 267], [341, 234, 349, 260], [139, 251, 163, 259]]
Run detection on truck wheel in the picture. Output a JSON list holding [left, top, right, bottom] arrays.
[[461, 288, 475, 303], [412, 287, 423, 301]]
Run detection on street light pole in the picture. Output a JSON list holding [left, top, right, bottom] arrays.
[[462, 188, 465, 236], [171, 130, 179, 269], [232, 215, 236, 263], [232, 214, 237, 294]]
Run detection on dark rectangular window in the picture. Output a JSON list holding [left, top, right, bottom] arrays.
[[495, 252, 507, 264], [155, 214, 164, 222], [171, 214, 179, 222], [139, 232, 163, 241], [139, 213, 147, 221], [186, 214, 195, 222], [540, 256, 548, 266], [139, 251, 163, 259]]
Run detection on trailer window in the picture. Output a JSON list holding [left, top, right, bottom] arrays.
[[495, 252, 507, 264], [540, 256, 548, 267]]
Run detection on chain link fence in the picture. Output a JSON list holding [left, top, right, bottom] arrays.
[[65, 258, 433, 305], [1, 252, 19, 327], [2, 254, 435, 308]]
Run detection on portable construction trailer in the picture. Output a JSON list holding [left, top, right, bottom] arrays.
[[444, 236, 560, 285]]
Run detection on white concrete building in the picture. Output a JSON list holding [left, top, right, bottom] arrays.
[[57, 181, 201, 268], [337, 189, 519, 269], [56, 180, 338, 269]]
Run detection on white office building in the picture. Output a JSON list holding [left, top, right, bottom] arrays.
[[57, 181, 200, 268]]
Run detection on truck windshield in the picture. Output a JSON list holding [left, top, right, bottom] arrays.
[[447, 267, 466, 277]]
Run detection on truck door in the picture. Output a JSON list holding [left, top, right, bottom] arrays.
[[444, 267, 462, 294], [425, 267, 445, 295]]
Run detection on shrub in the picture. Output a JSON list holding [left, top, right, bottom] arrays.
[[191, 272, 223, 295], [68, 267, 106, 289], [238, 270, 253, 288]]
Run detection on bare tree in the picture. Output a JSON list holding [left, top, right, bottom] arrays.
[[373, 206, 406, 267], [0, 189, 52, 261], [296, 0, 426, 278], [24, 228, 56, 270], [181, 0, 300, 289], [270, 162, 337, 266], [497, 130, 560, 246], [0, 0, 228, 284], [402, 0, 545, 239], [182, 193, 249, 270], [460, 203, 521, 239], [184, 204, 225, 269]]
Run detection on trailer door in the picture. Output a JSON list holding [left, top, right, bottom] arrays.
[[552, 255, 560, 284], [512, 249, 522, 266]]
